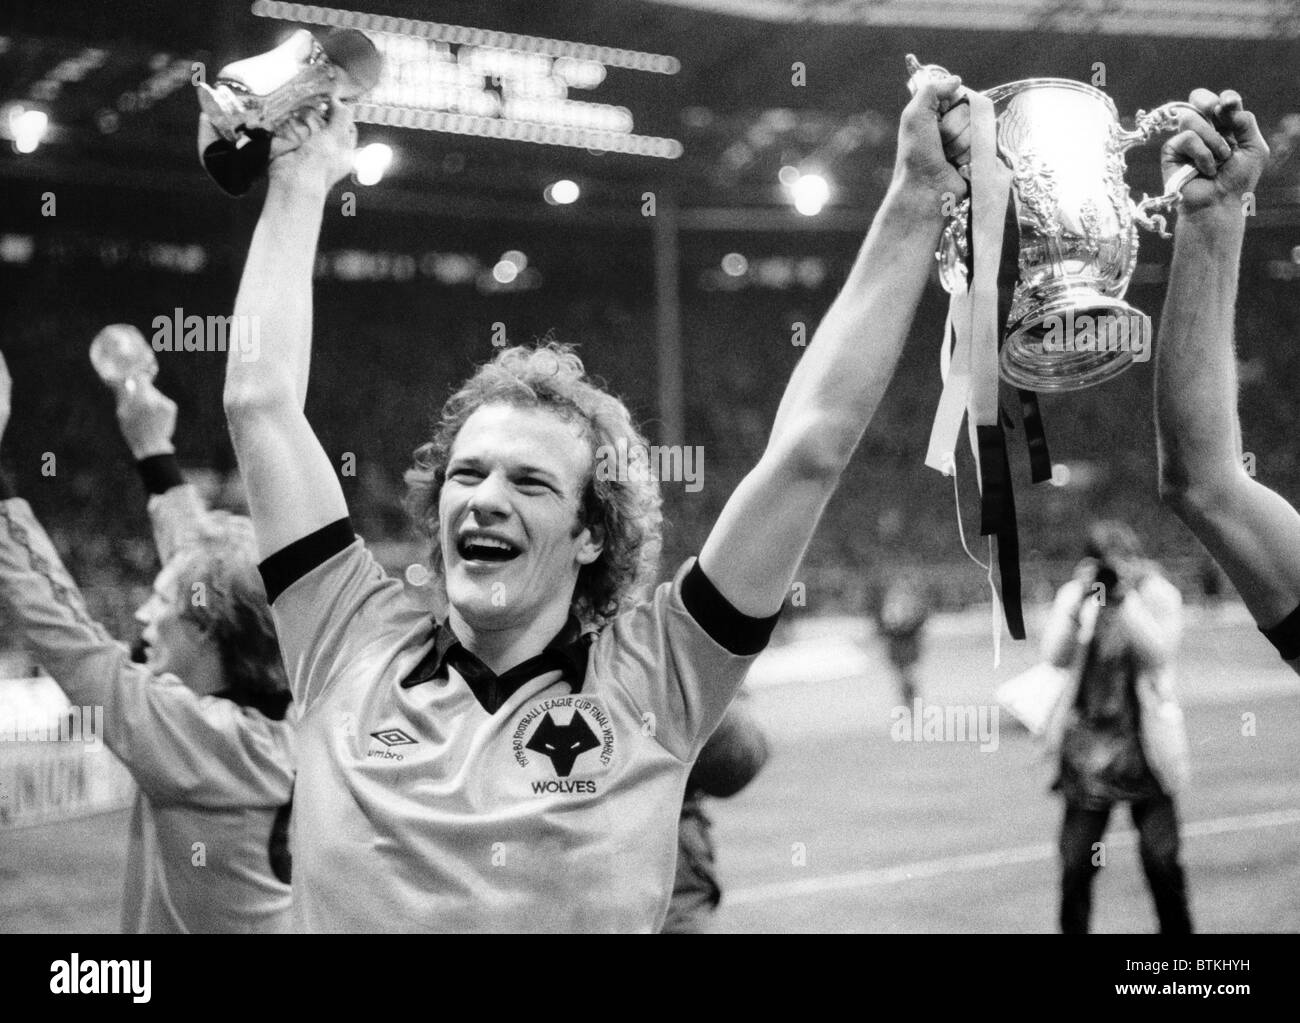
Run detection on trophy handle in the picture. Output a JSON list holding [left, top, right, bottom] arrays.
[[904, 54, 965, 115], [1115, 101, 1203, 238], [904, 54, 971, 185]]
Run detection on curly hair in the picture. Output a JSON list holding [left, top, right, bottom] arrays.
[[404, 342, 663, 627], [170, 512, 289, 707]]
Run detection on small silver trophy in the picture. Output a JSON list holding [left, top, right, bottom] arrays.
[[89, 324, 157, 388], [196, 28, 381, 196], [908, 55, 1202, 391]]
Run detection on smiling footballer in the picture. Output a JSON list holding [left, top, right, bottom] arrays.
[[222, 73, 969, 932]]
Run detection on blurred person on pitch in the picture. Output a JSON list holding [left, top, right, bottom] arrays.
[[222, 67, 971, 932], [872, 576, 931, 705], [1041, 521, 1191, 934], [661, 691, 770, 934], [1150, 91, 1300, 674], [0, 353, 294, 933]]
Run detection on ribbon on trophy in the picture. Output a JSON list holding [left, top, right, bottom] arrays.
[[910, 66, 1026, 653]]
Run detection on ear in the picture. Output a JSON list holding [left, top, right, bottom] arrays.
[[575, 522, 604, 566]]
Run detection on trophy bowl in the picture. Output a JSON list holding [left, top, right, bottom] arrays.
[[90, 323, 157, 386], [914, 59, 1199, 392], [195, 28, 381, 196]]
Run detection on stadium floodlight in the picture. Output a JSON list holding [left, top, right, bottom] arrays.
[[789, 172, 830, 216], [250, 2, 683, 158], [353, 142, 394, 185], [9, 106, 48, 153], [251, 1, 681, 72], [544, 179, 580, 205], [721, 252, 748, 277]]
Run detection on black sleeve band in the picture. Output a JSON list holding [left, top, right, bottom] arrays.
[[681, 558, 781, 656], [136, 454, 185, 496], [259, 517, 355, 605], [1260, 602, 1300, 662]]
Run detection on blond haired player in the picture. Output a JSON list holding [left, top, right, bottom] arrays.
[[223, 75, 970, 931]]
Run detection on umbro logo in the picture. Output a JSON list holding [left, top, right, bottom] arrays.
[[370, 728, 417, 747]]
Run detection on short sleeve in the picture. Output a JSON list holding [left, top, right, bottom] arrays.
[[268, 538, 426, 712], [590, 558, 770, 761]]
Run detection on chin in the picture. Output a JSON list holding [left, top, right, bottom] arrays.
[[446, 579, 515, 627]]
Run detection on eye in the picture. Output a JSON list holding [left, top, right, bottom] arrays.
[[448, 467, 483, 483], [516, 476, 554, 494]]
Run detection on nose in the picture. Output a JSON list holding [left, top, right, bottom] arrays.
[[135, 595, 159, 628], [465, 468, 511, 519]]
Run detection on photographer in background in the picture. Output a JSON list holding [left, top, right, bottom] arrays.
[[1040, 521, 1191, 934]]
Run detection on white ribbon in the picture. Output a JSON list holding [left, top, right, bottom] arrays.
[[924, 87, 1015, 664]]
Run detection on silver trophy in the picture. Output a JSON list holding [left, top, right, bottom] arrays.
[[909, 56, 1201, 391], [196, 28, 381, 196], [90, 324, 157, 387]]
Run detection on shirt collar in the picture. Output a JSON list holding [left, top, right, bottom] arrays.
[[402, 614, 592, 712]]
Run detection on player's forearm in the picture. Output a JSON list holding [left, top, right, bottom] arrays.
[[0, 498, 126, 710], [768, 182, 945, 473], [1155, 206, 1248, 500], [226, 173, 330, 415]]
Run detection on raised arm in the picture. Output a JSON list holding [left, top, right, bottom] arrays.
[[222, 101, 356, 559], [699, 73, 967, 616], [111, 377, 208, 563], [1152, 91, 1300, 673], [0, 355, 288, 803]]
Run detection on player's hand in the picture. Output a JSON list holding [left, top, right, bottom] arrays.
[[0, 351, 11, 447], [1163, 89, 1268, 216], [894, 72, 970, 206], [111, 377, 177, 460], [268, 96, 357, 192]]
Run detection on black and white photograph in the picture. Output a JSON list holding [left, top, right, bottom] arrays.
[[0, 0, 1295, 996]]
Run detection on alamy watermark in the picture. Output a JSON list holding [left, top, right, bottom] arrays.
[[1040, 309, 1151, 363], [594, 438, 705, 492], [890, 698, 999, 752], [0, 705, 104, 751], [151, 308, 260, 362]]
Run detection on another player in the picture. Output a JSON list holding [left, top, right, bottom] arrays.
[[222, 74, 970, 931], [661, 691, 770, 934], [1152, 91, 1297, 671], [0, 354, 294, 933]]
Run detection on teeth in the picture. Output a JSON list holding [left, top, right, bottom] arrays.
[[460, 535, 517, 556]]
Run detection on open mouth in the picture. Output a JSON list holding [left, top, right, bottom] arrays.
[[456, 534, 522, 564]]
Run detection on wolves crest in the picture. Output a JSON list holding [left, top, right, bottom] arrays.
[[525, 711, 600, 777]]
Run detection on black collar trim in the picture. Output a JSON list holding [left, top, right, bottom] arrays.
[[401, 615, 592, 714]]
